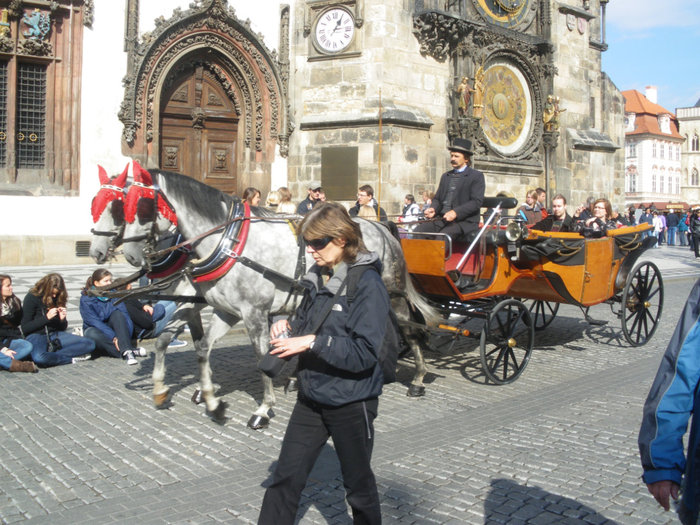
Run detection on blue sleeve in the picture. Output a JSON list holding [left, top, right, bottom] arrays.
[[311, 270, 390, 373], [639, 278, 700, 485], [80, 296, 117, 340]]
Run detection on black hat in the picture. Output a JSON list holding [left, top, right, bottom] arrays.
[[448, 138, 474, 156]]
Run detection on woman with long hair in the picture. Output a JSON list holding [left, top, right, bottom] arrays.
[[21, 273, 94, 367], [80, 268, 145, 365], [275, 186, 297, 214], [258, 202, 389, 524], [242, 187, 261, 207], [0, 274, 37, 373], [517, 189, 543, 225]]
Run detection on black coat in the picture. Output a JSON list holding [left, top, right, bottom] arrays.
[[21, 292, 68, 335], [1, 303, 23, 345], [429, 165, 485, 234], [532, 213, 575, 232], [290, 254, 389, 407]]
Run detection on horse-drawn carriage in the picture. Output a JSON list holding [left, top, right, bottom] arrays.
[[89, 164, 663, 427], [400, 197, 663, 384]]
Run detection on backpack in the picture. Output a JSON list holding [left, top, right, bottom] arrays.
[[345, 264, 402, 384]]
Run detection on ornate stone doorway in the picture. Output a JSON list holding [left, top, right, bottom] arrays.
[[160, 65, 238, 193]]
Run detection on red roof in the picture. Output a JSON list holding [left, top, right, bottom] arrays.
[[622, 89, 682, 139]]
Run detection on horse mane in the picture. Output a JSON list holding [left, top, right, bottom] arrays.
[[151, 170, 234, 223]]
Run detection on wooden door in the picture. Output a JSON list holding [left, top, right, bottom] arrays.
[[160, 66, 238, 194]]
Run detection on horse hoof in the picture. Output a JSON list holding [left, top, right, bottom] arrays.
[[206, 401, 228, 424], [154, 390, 171, 408], [284, 377, 298, 395], [247, 414, 270, 430], [406, 384, 425, 397], [191, 389, 204, 405]]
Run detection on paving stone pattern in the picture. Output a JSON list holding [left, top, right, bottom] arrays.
[[1, 248, 699, 524]]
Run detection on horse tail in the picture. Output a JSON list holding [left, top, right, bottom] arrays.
[[402, 263, 442, 328]]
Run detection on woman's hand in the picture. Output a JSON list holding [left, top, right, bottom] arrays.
[[46, 307, 59, 320], [143, 304, 154, 315], [269, 335, 316, 359], [57, 307, 67, 320], [1, 347, 16, 358], [113, 337, 119, 352], [269, 319, 291, 339]]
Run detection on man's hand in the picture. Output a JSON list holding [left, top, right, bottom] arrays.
[[647, 480, 680, 511], [424, 208, 435, 219], [443, 210, 457, 222]]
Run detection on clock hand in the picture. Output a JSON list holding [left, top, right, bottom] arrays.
[[330, 17, 343, 34]]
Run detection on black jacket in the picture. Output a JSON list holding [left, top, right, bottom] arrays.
[[429, 165, 485, 234], [21, 292, 68, 335], [290, 252, 390, 407], [124, 297, 155, 334], [348, 201, 388, 222], [1, 303, 23, 344], [296, 196, 317, 216], [532, 213, 575, 232]]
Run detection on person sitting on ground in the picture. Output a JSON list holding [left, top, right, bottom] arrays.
[[0, 274, 37, 373], [242, 187, 261, 207], [414, 138, 485, 241], [348, 184, 388, 221], [517, 189, 543, 225], [122, 284, 184, 349], [276, 186, 297, 214], [532, 194, 574, 232], [22, 273, 95, 367], [79, 269, 145, 365], [357, 203, 379, 221]]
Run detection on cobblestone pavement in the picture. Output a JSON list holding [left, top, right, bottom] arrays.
[[1, 246, 699, 524]]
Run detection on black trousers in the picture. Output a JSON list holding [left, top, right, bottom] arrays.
[[258, 397, 381, 525], [414, 218, 476, 242]]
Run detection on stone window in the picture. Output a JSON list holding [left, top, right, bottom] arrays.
[[652, 142, 657, 158], [629, 141, 636, 157], [693, 135, 700, 152], [693, 168, 699, 186], [0, 3, 87, 196], [660, 143, 664, 160]]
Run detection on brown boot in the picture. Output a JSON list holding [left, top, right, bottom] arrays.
[[9, 359, 38, 373]]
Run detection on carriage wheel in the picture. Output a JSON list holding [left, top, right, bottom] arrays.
[[527, 300, 559, 331], [621, 261, 663, 346], [480, 299, 535, 385]]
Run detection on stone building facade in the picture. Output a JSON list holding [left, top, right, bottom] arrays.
[[677, 100, 700, 207], [0, 0, 624, 264]]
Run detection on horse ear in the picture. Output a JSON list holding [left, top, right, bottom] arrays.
[[98, 165, 109, 185], [113, 163, 129, 188], [133, 160, 153, 186]]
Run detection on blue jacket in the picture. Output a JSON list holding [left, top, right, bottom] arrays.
[[79, 294, 133, 341], [290, 252, 390, 407], [639, 278, 700, 522]]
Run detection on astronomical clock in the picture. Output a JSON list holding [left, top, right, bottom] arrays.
[[413, 0, 554, 176]]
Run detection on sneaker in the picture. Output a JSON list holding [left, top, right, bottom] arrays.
[[72, 354, 92, 364], [134, 347, 148, 357], [167, 338, 187, 348], [123, 350, 137, 365]]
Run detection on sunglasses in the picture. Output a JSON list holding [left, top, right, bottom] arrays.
[[305, 236, 333, 251]]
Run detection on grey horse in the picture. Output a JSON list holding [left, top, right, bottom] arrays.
[[120, 169, 438, 428], [89, 165, 128, 264]]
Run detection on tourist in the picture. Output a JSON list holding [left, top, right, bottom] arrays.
[[0, 274, 36, 373], [21, 273, 95, 367], [258, 202, 389, 524]]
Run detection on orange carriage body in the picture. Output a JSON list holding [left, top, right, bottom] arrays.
[[401, 223, 651, 308]]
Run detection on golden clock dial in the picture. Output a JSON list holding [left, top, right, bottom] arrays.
[[313, 7, 355, 54], [480, 62, 533, 155], [473, 0, 532, 27]]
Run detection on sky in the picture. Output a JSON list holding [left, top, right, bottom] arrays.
[[602, 0, 700, 113]]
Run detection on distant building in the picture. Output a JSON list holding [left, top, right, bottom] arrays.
[[623, 86, 684, 209], [677, 99, 700, 206]]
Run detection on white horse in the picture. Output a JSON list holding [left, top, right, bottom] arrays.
[[89, 165, 128, 264], [120, 168, 438, 428]]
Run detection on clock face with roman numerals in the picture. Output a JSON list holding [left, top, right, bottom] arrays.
[[313, 7, 355, 54]]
